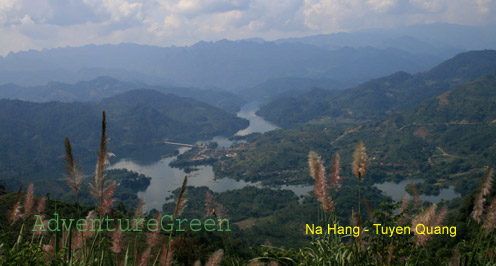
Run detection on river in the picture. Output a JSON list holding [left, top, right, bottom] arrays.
[[110, 101, 461, 211], [110, 102, 312, 210], [374, 179, 460, 204]]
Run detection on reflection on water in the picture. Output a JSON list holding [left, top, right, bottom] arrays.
[[374, 179, 461, 203], [235, 102, 279, 136], [110, 102, 287, 211], [110, 150, 258, 210], [279, 184, 314, 200]]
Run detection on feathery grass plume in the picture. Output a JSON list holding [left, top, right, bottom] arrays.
[[352, 141, 368, 181], [330, 153, 342, 190], [140, 247, 152, 266], [90, 110, 111, 202], [205, 191, 216, 216], [411, 183, 420, 209], [351, 208, 357, 227], [98, 181, 116, 215], [205, 249, 224, 266], [32, 197, 47, 236], [411, 204, 437, 247], [308, 151, 321, 181], [433, 205, 448, 228], [164, 247, 174, 266], [399, 194, 410, 214], [35, 197, 46, 215], [472, 167, 494, 223], [194, 260, 202, 266], [164, 175, 188, 263], [363, 197, 375, 222], [269, 261, 280, 266], [308, 151, 334, 212], [147, 212, 162, 247], [64, 137, 83, 201], [34, 220, 48, 237], [111, 229, 124, 254], [482, 197, 496, 234], [8, 185, 23, 225], [397, 194, 411, 225], [132, 197, 146, 230], [43, 236, 55, 261], [82, 210, 96, 239], [22, 183, 34, 218], [32, 196, 47, 235], [72, 230, 84, 251], [159, 241, 174, 266], [205, 191, 227, 221], [173, 175, 188, 220]]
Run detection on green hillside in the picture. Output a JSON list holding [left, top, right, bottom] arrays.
[[207, 71, 496, 198], [0, 89, 248, 188], [257, 50, 496, 126]]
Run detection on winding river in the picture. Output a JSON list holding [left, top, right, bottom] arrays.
[[110, 102, 461, 211], [110, 102, 312, 210]]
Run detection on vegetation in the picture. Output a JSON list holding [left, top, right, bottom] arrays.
[[2, 134, 495, 265], [257, 50, 496, 127], [0, 76, 247, 113], [0, 89, 248, 192], [2, 50, 496, 265]]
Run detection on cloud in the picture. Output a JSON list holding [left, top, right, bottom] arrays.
[[0, 0, 495, 55]]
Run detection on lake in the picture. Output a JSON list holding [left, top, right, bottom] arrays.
[[110, 102, 291, 211], [374, 179, 461, 204], [110, 101, 460, 211]]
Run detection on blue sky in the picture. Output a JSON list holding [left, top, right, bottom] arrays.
[[0, 0, 495, 55]]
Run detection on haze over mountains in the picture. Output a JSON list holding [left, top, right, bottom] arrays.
[[1, 23, 495, 91], [210, 53, 496, 196], [1, 23, 496, 201], [257, 50, 496, 127], [0, 76, 246, 112]]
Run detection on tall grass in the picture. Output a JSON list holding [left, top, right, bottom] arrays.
[[0, 111, 224, 266], [2, 115, 496, 265], [254, 142, 496, 265]]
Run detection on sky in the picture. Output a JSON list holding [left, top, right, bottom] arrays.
[[0, 0, 495, 56]]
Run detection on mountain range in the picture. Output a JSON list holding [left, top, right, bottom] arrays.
[[4, 23, 496, 90], [257, 50, 496, 127], [0, 76, 246, 112]]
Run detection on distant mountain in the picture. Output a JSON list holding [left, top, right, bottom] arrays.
[[275, 23, 496, 55], [238, 77, 348, 101], [0, 41, 447, 89], [257, 50, 496, 127], [0, 76, 246, 112], [0, 89, 248, 184]]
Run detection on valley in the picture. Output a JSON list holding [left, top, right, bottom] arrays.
[[1, 26, 496, 264]]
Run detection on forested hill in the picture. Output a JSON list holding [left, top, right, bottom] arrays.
[[213, 71, 496, 198], [0, 76, 246, 113], [257, 50, 496, 127], [101, 89, 248, 136], [0, 89, 248, 185]]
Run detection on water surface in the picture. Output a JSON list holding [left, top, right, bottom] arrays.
[[110, 102, 284, 210], [374, 179, 461, 204]]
